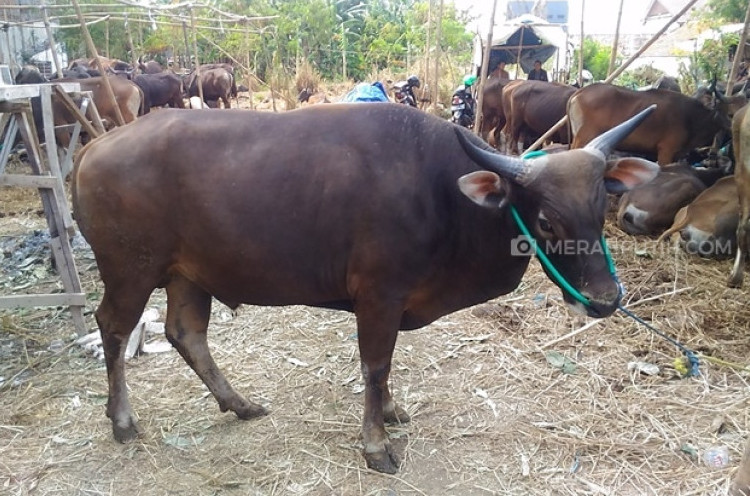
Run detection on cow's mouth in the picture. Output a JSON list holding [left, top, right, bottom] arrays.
[[563, 291, 620, 319]]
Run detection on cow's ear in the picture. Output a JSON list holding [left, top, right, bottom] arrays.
[[604, 157, 660, 194], [458, 171, 508, 209]]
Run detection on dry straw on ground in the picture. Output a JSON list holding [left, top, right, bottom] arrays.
[[2, 132, 750, 496]]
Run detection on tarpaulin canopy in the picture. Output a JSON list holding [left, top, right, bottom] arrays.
[[480, 14, 567, 75]]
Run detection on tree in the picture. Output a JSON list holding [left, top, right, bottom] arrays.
[[705, 0, 746, 22], [572, 38, 613, 81]]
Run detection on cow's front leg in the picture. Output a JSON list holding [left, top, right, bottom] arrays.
[[354, 296, 404, 474]]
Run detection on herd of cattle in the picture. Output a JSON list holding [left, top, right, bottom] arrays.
[[8, 55, 749, 475], [12, 58, 750, 283], [472, 75, 750, 285]]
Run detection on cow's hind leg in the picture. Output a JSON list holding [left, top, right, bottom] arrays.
[[728, 213, 749, 288], [165, 274, 267, 420], [97, 284, 154, 442]]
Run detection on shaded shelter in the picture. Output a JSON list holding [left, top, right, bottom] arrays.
[[477, 14, 567, 79]]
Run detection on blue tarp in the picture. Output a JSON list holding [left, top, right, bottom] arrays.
[[341, 82, 389, 103]]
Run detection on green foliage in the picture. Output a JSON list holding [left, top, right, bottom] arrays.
[[614, 65, 666, 90], [49, 0, 473, 85], [705, 0, 747, 22], [572, 38, 614, 81], [695, 32, 738, 83]]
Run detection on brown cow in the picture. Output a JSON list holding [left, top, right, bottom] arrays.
[[617, 163, 727, 235], [503, 80, 576, 155], [72, 104, 657, 474], [569, 83, 747, 165], [186, 67, 234, 108], [657, 176, 738, 258], [728, 103, 750, 287], [478, 77, 509, 146]]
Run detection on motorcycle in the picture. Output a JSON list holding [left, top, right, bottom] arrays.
[[451, 75, 477, 129], [392, 75, 420, 107], [450, 85, 475, 128]]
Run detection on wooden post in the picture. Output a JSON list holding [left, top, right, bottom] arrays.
[[526, 0, 700, 152], [725, 1, 750, 95], [181, 20, 191, 69], [342, 24, 347, 81], [608, 0, 625, 77], [125, 13, 138, 72], [105, 17, 110, 59], [577, 0, 585, 87], [70, 0, 125, 126], [424, 0, 432, 104], [514, 26, 524, 79], [41, 6, 63, 79], [190, 6, 204, 105], [473, 0, 499, 133], [245, 21, 253, 110], [3, 9, 18, 74], [432, 0, 444, 111]]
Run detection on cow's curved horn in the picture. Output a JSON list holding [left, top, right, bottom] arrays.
[[584, 104, 657, 157], [453, 126, 532, 184]]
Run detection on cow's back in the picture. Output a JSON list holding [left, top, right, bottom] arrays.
[[73, 105, 507, 321], [568, 83, 718, 163]]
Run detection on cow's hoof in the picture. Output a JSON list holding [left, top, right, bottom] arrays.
[[727, 274, 744, 289], [234, 401, 269, 420], [384, 404, 410, 424], [364, 445, 400, 474], [112, 418, 142, 443]]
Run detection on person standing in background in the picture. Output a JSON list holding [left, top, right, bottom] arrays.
[[527, 60, 548, 81], [490, 61, 510, 80]]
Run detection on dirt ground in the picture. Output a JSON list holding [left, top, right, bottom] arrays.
[[2, 99, 750, 495]]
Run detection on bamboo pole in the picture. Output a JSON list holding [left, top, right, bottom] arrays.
[[41, 5, 64, 78], [424, 0, 432, 105], [105, 17, 110, 58], [514, 25, 524, 79], [432, 0, 444, 112], [577, 0, 585, 87], [607, 0, 625, 77], [526, 0, 700, 153], [125, 13, 138, 71], [725, 0, 750, 96], [70, 0, 125, 126], [473, 0, 499, 133], [190, 6, 204, 105], [181, 20, 191, 70]]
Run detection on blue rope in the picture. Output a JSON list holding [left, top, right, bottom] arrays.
[[617, 305, 701, 377]]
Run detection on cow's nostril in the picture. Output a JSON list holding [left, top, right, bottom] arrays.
[[680, 229, 691, 241], [623, 212, 634, 224]]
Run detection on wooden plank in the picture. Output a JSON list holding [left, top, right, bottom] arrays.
[[0, 114, 17, 175], [0, 82, 80, 101], [39, 86, 75, 232], [84, 92, 106, 134], [52, 85, 101, 139], [0, 293, 86, 309], [0, 174, 58, 188]]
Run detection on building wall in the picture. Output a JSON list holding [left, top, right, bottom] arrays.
[[0, 0, 51, 75]]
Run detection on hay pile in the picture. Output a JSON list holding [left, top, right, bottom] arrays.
[[2, 160, 750, 495]]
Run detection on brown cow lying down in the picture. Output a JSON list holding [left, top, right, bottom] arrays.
[[617, 163, 727, 235], [658, 176, 738, 258]]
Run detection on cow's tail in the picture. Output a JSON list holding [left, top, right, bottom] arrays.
[[656, 206, 689, 243], [137, 86, 147, 116]]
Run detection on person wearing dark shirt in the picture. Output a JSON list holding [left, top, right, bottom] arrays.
[[527, 60, 548, 81]]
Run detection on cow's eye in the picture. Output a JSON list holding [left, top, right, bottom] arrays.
[[538, 216, 553, 233]]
